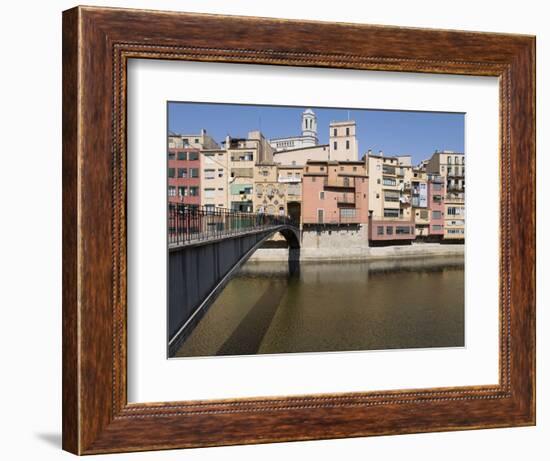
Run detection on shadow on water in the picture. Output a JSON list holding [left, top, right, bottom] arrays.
[[216, 280, 288, 355]]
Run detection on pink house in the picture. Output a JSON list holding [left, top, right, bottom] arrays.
[[168, 147, 201, 206], [428, 174, 445, 238], [302, 161, 369, 225]]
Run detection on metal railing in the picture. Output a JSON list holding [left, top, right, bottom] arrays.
[[168, 204, 295, 246]]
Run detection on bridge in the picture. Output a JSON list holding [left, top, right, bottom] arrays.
[[168, 204, 301, 356]]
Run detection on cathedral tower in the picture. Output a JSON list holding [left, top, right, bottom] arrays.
[[301, 108, 318, 144]]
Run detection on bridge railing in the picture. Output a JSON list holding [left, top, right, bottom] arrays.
[[168, 204, 295, 246]]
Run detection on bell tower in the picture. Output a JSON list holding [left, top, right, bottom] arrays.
[[301, 108, 318, 144]]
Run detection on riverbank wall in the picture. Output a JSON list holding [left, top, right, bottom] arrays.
[[249, 242, 464, 262]]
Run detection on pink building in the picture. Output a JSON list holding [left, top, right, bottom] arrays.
[[427, 174, 445, 238], [367, 217, 416, 243], [168, 147, 201, 206], [302, 161, 369, 225]]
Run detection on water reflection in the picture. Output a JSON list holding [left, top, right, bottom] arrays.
[[174, 256, 464, 358]]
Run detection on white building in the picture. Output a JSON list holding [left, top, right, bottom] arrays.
[[269, 108, 318, 151], [328, 120, 358, 162]]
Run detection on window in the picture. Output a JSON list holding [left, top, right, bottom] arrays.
[[168, 152, 175, 160], [447, 206, 464, 216], [340, 208, 356, 218], [333, 141, 337, 150], [194, 138, 199, 143], [384, 191, 400, 202], [346, 127, 350, 136], [386, 226, 393, 235], [177, 152, 186, 160], [377, 226, 384, 235], [352, 166, 356, 171], [319, 191, 325, 200], [320, 166, 325, 171], [432, 183, 442, 191], [432, 211, 442, 219], [182, 138, 189, 144], [448, 228, 465, 235], [333, 128, 337, 136], [168, 168, 175, 178], [189, 186, 199, 196], [382, 177, 397, 186], [190, 168, 199, 178], [177, 168, 187, 178], [204, 169, 215, 179], [384, 208, 399, 218], [178, 186, 186, 197], [218, 169, 224, 177], [168, 186, 176, 196], [396, 226, 411, 235], [188, 151, 199, 161], [432, 224, 443, 231], [317, 209, 324, 223], [346, 140, 350, 150], [288, 184, 300, 196], [204, 188, 215, 198]]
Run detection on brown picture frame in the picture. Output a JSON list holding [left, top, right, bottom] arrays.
[[62, 5, 536, 455]]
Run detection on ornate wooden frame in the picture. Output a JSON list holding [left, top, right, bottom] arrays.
[[62, 5, 536, 455]]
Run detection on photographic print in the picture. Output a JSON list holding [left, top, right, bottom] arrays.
[[167, 103, 465, 358]]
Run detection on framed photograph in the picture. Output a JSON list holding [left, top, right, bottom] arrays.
[[62, 6, 535, 455]]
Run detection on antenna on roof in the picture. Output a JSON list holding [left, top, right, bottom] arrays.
[[347, 110, 350, 120]]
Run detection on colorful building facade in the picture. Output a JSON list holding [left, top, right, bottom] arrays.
[[168, 117, 465, 246]]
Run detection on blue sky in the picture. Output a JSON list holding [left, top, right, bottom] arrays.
[[168, 102, 464, 165]]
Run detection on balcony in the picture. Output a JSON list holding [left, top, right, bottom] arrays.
[[337, 193, 356, 205], [325, 176, 355, 189], [445, 193, 465, 203], [278, 176, 301, 183]]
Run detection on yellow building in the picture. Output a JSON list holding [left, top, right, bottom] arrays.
[[200, 149, 229, 210]]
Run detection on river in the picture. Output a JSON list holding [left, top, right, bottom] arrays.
[[174, 256, 465, 357]]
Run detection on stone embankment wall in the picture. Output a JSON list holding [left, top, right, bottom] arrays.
[[250, 226, 464, 261]]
